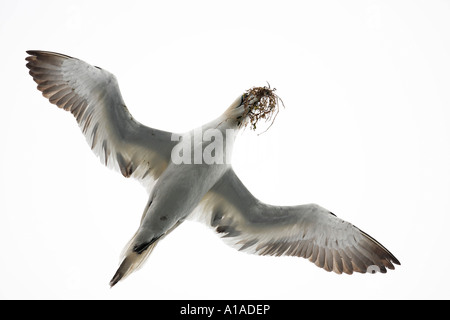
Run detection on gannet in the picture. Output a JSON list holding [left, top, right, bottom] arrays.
[[25, 51, 400, 287]]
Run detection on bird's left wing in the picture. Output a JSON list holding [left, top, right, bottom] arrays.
[[26, 51, 177, 188], [197, 168, 400, 274]]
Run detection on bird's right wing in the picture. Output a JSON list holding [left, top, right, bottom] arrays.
[[197, 168, 400, 274], [26, 51, 177, 189]]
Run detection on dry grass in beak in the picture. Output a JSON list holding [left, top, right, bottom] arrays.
[[238, 84, 285, 134]]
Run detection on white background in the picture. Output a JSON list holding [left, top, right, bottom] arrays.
[[1, 0, 449, 300]]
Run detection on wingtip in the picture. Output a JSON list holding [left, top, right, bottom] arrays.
[[26, 50, 43, 57], [25, 51, 36, 61], [393, 257, 401, 266], [25, 50, 74, 60], [386, 250, 401, 268]]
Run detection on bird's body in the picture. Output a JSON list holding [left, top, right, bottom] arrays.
[[134, 115, 235, 249], [26, 50, 400, 287]]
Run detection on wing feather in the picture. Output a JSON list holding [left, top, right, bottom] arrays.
[[26, 50, 177, 189], [195, 168, 400, 274]]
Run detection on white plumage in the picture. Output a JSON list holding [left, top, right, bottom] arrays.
[[26, 51, 400, 287]]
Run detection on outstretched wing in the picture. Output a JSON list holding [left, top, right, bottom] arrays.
[[26, 51, 177, 188], [198, 168, 400, 274]]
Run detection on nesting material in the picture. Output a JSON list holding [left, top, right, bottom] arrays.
[[238, 84, 285, 133]]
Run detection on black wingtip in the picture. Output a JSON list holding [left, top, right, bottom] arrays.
[[392, 256, 401, 266], [26, 50, 47, 57], [25, 50, 74, 60]]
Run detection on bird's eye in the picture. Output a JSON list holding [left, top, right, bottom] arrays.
[[240, 93, 247, 106]]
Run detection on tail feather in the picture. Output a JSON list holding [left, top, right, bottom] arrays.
[[109, 220, 183, 287], [109, 240, 158, 288]]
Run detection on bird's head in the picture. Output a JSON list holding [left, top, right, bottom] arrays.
[[224, 85, 284, 133]]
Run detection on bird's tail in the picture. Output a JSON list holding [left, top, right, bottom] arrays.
[[109, 220, 183, 287], [109, 232, 159, 288]]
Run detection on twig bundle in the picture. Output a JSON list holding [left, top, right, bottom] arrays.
[[238, 84, 285, 133]]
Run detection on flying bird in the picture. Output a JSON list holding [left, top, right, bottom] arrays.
[[25, 50, 400, 287]]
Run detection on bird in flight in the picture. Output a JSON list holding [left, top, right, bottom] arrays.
[[26, 50, 400, 287]]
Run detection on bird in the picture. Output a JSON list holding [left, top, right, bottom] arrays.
[[25, 50, 400, 287]]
